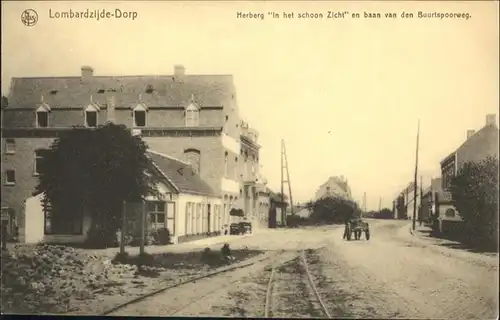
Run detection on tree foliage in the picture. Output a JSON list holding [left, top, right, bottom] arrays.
[[35, 123, 161, 246], [364, 208, 393, 219], [305, 196, 360, 224], [450, 156, 499, 246]]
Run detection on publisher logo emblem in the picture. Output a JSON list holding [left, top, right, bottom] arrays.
[[21, 9, 38, 27]]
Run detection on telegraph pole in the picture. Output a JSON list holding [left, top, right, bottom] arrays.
[[362, 192, 367, 213], [378, 197, 382, 212], [412, 119, 420, 231], [280, 139, 294, 226]]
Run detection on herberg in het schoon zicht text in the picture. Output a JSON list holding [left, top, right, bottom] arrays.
[[48, 8, 138, 21]]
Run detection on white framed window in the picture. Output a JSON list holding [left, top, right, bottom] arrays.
[[36, 106, 49, 128], [185, 203, 192, 235], [34, 149, 49, 176], [191, 202, 196, 234], [5, 139, 15, 154], [133, 104, 147, 127], [185, 104, 199, 127], [147, 201, 166, 229], [4, 170, 15, 185], [85, 105, 99, 127]]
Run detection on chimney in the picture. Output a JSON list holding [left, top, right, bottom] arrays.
[[174, 65, 185, 77], [486, 114, 496, 126], [467, 130, 475, 139], [81, 66, 94, 82]]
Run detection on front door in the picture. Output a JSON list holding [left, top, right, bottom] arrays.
[[207, 204, 211, 233]]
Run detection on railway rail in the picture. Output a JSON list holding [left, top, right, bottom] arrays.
[[102, 243, 330, 317], [264, 249, 332, 318]]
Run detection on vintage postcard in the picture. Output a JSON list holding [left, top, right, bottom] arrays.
[[1, 0, 498, 318]]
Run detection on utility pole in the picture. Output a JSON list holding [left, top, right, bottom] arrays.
[[140, 200, 146, 255], [281, 139, 294, 226], [362, 192, 367, 213], [378, 197, 382, 212], [412, 119, 420, 231]]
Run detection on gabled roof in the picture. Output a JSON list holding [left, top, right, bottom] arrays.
[[7, 73, 235, 109], [440, 123, 499, 165], [147, 150, 217, 197]]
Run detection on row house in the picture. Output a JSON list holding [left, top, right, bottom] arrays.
[[433, 114, 498, 232], [392, 182, 420, 220], [1, 65, 269, 243]]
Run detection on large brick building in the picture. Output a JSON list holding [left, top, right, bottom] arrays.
[[1, 65, 269, 242]]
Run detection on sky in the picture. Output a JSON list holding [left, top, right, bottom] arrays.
[[2, 1, 498, 210]]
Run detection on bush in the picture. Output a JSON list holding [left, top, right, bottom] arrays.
[[83, 226, 117, 249], [112, 251, 130, 264], [155, 228, 171, 245], [450, 156, 499, 248], [306, 196, 360, 224]]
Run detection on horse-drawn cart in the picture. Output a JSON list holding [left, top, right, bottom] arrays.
[[344, 218, 370, 241]]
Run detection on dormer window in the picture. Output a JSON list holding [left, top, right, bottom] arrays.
[[85, 105, 99, 127], [36, 106, 49, 128], [145, 85, 154, 94], [185, 104, 199, 127], [133, 104, 147, 127]]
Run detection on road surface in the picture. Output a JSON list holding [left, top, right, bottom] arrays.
[[109, 220, 499, 319]]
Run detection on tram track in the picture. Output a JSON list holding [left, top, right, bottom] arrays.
[[102, 239, 332, 317], [264, 248, 332, 318]]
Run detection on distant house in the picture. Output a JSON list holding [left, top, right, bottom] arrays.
[[419, 178, 442, 223], [315, 176, 352, 201], [392, 182, 420, 220], [434, 114, 498, 232]]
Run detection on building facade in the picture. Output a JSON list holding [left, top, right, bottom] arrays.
[[435, 114, 499, 225], [315, 176, 352, 201], [1, 65, 269, 242]]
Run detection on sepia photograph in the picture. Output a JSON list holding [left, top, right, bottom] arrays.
[[1, 0, 498, 318]]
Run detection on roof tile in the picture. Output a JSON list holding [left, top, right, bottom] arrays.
[[147, 151, 217, 197], [8, 74, 235, 109]]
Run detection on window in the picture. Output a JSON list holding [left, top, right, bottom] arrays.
[[44, 204, 83, 235], [4, 170, 15, 185], [36, 110, 49, 128], [197, 203, 202, 234], [224, 152, 228, 177], [445, 208, 456, 218], [5, 139, 15, 154], [185, 104, 199, 127], [441, 161, 455, 190], [147, 201, 166, 229], [184, 149, 201, 174], [85, 105, 99, 127], [133, 105, 147, 127], [185, 203, 192, 235], [34, 149, 49, 176]]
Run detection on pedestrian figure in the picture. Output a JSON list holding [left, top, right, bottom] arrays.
[[343, 219, 350, 239]]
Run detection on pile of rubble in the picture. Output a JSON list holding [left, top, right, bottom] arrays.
[[1, 244, 140, 314]]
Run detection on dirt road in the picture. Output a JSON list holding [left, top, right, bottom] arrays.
[[313, 219, 499, 319], [105, 221, 498, 319]]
